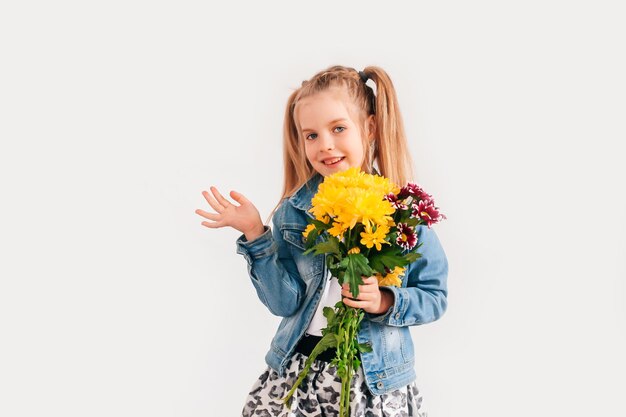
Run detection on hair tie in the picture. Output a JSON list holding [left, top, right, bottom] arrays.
[[358, 70, 375, 114]]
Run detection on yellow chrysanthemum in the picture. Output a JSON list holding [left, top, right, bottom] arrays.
[[319, 167, 399, 197], [310, 183, 346, 221], [353, 189, 395, 229], [328, 220, 348, 238], [347, 247, 360, 254], [360, 223, 390, 251], [376, 266, 406, 287], [310, 168, 398, 236]]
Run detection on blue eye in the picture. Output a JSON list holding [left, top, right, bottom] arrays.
[[334, 126, 346, 133], [306, 133, 318, 140]]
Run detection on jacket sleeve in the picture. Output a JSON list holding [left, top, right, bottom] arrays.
[[365, 224, 449, 326], [235, 204, 307, 317]]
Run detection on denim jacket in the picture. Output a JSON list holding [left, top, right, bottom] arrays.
[[235, 173, 448, 395]]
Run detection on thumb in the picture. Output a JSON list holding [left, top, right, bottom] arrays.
[[230, 190, 249, 205]]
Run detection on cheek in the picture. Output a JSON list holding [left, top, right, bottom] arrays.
[[304, 143, 316, 163], [350, 141, 367, 162]]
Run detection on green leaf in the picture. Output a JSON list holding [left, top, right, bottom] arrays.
[[334, 269, 345, 283], [310, 332, 338, 357], [326, 255, 339, 269], [310, 218, 331, 229], [404, 217, 420, 227], [369, 247, 410, 273], [357, 342, 373, 353], [404, 252, 422, 263], [304, 228, 321, 249], [322, 306, 336, 325], [282, 332, 337, 407], [303, 237, 341, 256], [341, 253, 373, 297]]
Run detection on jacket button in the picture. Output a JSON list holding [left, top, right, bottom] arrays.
[[376, 381, 384, 389], [395, 313, 400, 319]]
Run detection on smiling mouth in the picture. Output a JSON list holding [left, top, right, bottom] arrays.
[[323, 157, 345, 165]]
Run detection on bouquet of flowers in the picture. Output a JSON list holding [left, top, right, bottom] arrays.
[[282, 167, 446, 417]]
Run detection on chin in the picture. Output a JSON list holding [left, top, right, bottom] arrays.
[[322, 165, 347, 175]]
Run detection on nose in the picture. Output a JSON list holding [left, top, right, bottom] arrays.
[[318, 132, 335, 151]]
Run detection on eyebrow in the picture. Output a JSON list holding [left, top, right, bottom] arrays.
[[301, 118, 348, 133]]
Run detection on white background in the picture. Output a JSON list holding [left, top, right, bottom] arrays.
[[1, 1, 625, 416]]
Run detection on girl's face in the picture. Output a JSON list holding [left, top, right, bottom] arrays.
[[296, 88, 374, 177]]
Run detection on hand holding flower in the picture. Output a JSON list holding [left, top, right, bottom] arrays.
[[341, 277, 394, 314]]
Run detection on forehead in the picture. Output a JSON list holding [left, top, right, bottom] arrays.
[[295, 88, 359, 128]]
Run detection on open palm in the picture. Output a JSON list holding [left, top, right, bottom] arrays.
[[195, 186, 264, 237]]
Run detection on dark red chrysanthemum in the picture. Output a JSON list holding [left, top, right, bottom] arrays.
[[384, 193, 409, 210], [396, 222, 418, 251], [411, 200, 447, 228], [398, 183, 432, 202]]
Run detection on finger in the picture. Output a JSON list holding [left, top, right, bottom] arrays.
[[342, 284, 359, 296], [229, 190, 249, 205], [343, 288, 376, 302], [341, 287, 371, 301], [200, 219, 224, 228], [362, 276, 379, 285], [342, 279, 372, 290], [343, 297, 369, 309], [341, 288, 362, 302], [203, 189, 225, 213], [211, 186, 233, 209], [358, 284, 379, 295], [341, 285, 359, 295], [195, 209, 221, 221], [341, 280, 375, 294], [359, 277, 380, 292]]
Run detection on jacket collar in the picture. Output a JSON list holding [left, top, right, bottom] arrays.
[[288, 173, 324, 215]]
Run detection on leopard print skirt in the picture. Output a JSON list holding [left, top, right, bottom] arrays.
[[241, 352, 428, 417]]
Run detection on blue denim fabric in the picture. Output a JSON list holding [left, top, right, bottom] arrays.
[[236, 173, 448, 395]]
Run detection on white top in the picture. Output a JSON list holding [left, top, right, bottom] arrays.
[[305, 269, 343, 336]]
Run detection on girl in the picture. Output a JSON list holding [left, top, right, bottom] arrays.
[[195, 65, 448, 417]]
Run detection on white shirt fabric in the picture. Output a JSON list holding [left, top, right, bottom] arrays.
[[305, 269, 343, 336]]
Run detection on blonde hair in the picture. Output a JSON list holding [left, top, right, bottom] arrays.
[[267, 65, 415, 223]]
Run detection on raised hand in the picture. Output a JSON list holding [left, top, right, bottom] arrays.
[[195, 186, 265, 241]]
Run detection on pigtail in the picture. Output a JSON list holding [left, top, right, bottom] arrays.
[[282, 89, 303, 197], [266, 88, 316, 224], [284, 86, 318, 193], [363, 67, 415, 186]]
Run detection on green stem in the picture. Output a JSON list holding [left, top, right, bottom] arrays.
[[282, 333, 337, 407], [347, 227, 352, 249], [284, 302, 363, 416], [338, 306, 361, 417]]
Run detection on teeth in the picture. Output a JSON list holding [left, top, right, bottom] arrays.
[[324, 157, 343, 165]]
